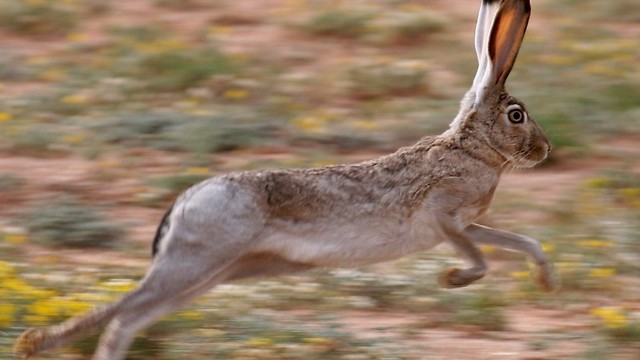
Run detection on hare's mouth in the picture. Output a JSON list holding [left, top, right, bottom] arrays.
[[512, 157, 543, 168], [510, 149, 549, 168]]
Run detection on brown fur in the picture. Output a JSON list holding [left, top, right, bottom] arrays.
[[15, 2, 556, 359]]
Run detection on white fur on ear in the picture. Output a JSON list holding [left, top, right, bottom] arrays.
[[472, 0, 530, 105], [472, 0, 501, 99]]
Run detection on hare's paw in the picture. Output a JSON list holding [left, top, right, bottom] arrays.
[[438, 267, 484, 289], [534, 262, 559, 292], [14, 328, 46, 359]]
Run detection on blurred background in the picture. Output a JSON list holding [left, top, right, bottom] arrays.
[[0, 0, 639, 358]]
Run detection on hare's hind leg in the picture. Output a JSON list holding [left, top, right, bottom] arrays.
[[465, 223, 557, 291], [15, 248, 240, 360], [437, 217, 488, 289], [93, 253, 314, 359], [91, 259, 224, 360], [93, 183, 270, 359]]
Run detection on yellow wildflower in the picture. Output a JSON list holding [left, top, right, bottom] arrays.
[[185, 167, 210, 176], [178, 310, 204, 320], [479, 245, 496, 254], [248, 337, 274, 347], [33, 255, 60, 265], [0, 112, 12, 122], [590, 307, 628, 329], [509, 271, 530, 279], [353, 119, 378, 130], [61, 94, 88, 104], [291, 116, 326, 133], [67, 32, 89, 42], [40, 69, 65, 82], [137, 38, 187, 54], [222, 89, 249, 100], [62, 133, 86, 145], [555, 262, 579, 275], [543, 55, 574, 66], [619, 187, 640, 198], [98, 159, 121, 169], [100, 279, 137, 293], [209, 26, 233, 36], [26, 296, 91, 325], [304, 337, 332, 345], [2, 277, 34, 293], [0, 302, 16, 327], [588, 268, 616, 278], [0, 260, 16, 276], [311, 160, 336, 167], [28, 298, 63, 321], [4, 233, 27, 244], [58, 296, 92, 315], [73, 292, 111, 304], [541, 243, 555, 253], [26, 56, 48, 65], [584, 177, 610, 189], [584, 63, 618, 76], [577, 239, 614, 248]]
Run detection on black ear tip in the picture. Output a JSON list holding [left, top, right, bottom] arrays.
[[482, 0, 501, 4]]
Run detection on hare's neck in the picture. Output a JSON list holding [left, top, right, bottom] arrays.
[[446, 130, 508, 172]]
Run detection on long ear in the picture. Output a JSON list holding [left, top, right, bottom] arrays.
[[488, 0, 531, 87], [471, 0, 501, 92]]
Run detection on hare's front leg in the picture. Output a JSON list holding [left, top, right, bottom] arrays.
[[437, 217, 488, 289], [465, 224, 557, 291]]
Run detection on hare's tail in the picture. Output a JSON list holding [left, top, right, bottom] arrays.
[[14, 302, 121, 359]]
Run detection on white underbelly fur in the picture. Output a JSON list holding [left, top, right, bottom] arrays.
[[255, 213, 443, 268]]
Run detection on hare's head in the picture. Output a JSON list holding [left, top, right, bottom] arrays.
[[450, 0, 550, 168]]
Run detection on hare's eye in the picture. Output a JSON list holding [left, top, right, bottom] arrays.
[[507, 109, 526, 124]]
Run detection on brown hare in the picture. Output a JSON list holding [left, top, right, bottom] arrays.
[[15, 0, 555, 359]]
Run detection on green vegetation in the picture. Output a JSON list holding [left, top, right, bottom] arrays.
[[0, 0, 638, 358], [301, 9, 372, 38], [0, 174, 25, 191], [0, 0, 78, 36], [26, 195, 124, 248], [343, 59, 430, 99]]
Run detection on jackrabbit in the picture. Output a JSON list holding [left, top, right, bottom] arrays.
[[15, 0, 555, 359]]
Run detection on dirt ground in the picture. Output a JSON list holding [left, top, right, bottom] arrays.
[[2, 143, 638, 359], [1, 0, 639, 359]]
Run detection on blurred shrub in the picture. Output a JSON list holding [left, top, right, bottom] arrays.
[[91, 111, 184, 150], [604, 83, 640, 112], [344, 60, 429, 99], [173, 115, 269, 154], [142, 172, 210, 207], [152, 0, 206, 10], [0, 0, 78, 36], [6, 124, 65, 157], [26, 195, 123, 248], [0, 54, 36, 81], [545, 0, 640, 22], [0, 173, 25, 191], [109, 25, 165, 43], [533, 112, 584, 159], [301, 9, 372, 38], [92, 112, 277, 153], [375, 12, 445, 44], [105, 27, 237, 91], [135, 48, 235, 91], [440, 289, 508, 331]]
